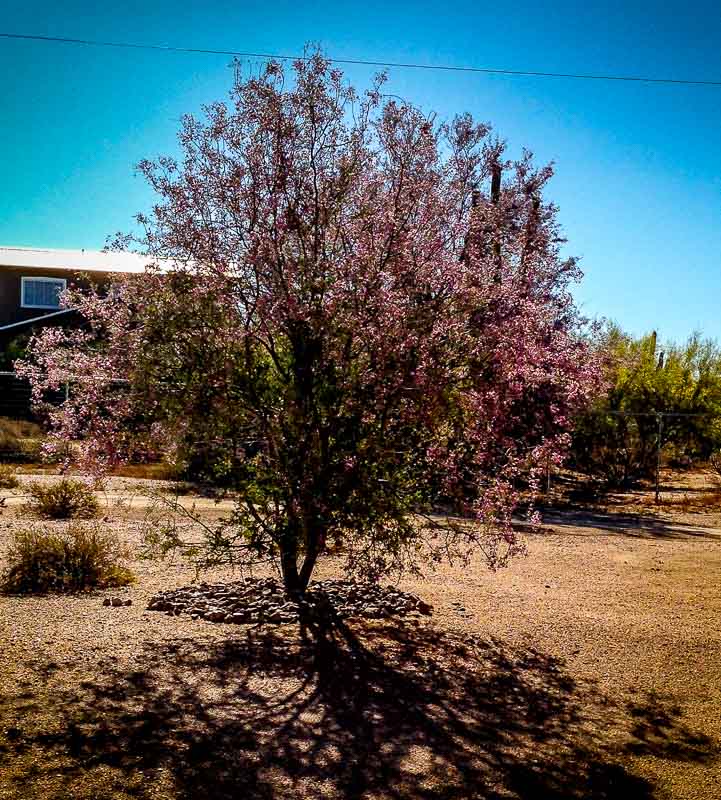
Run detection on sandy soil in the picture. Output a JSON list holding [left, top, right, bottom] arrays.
[[1, 472, 720, 799]]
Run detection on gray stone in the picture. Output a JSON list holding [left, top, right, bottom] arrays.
[[147, 578, 434, 625]]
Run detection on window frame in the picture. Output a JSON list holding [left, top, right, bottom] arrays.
[[20, 276, 67, 310]]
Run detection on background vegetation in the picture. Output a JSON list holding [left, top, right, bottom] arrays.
[[570, 326, 721, 487]]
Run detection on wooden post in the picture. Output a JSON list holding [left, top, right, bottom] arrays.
[[655, 413, 664, 503], [546, 453, 551, 497]]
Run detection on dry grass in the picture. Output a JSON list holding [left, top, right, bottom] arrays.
[[1, 523, 135, 594], [0, 417, 44, 463], [25, 478, 100, 519], [0, 472, 720, 799], [660, 489, 721, 513], [0, 463, 19, 489]]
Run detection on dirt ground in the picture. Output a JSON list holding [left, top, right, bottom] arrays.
[[1, 470, 720, 800]]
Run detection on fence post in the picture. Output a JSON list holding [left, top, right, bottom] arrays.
[[655, 413, 664, 503], [546, 453, 551, 497]]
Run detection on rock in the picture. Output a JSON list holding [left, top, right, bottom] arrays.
[[110, 597, 123, 607], [416, 600, 433, 615], [123, 599, 132, 607], [102, 598, 111, 606], [147, 579, 433, 625]]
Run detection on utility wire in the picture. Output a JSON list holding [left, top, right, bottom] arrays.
[[1, 32, 720, 87]]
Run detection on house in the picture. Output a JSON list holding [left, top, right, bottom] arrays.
[[0, 246, 148, 334], [0, 246, 150, 416]]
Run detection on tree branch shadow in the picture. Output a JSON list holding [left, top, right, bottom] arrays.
[[535, 508, 721, 539], [1, 619, 716, 799]]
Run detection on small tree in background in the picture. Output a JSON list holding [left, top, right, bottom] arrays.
[[19, 52, 597, 594]]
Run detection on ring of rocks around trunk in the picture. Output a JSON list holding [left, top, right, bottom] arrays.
[[147, 577, 433, 625]]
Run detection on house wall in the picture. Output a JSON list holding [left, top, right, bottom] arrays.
[[0, 266, 115, 327]]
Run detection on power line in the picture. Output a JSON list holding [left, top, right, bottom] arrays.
[[1, 32, 720, 87]]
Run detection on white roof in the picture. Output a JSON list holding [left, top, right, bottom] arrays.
[[0, 246, 152, 274]]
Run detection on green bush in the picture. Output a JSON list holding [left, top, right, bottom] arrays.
[[0, 463, 19, 489], [1, 523, 135, 593], [26, 478, 100, 519]]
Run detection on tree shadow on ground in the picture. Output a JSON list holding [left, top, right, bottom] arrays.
[[1, 619, 716, 800], [532, 508, 721, 540]]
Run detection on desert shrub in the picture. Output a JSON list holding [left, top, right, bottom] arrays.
[[26, 478, 100, 519], [0, 417, 45, 463], [0, 417, 42, 440], [571, 412, 653, 487], [0, 463, 19, 489], [1, 523, 134, 593], [0, 418, 27, 460]]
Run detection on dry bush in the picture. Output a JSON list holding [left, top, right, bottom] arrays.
[[0, 417, 43, 463], [26, 478, 100, 519], [0, 463, 19, 489], [1, 523, 135, 594], [0, 417, 42, 440]]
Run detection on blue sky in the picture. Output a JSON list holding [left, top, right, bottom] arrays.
[[1, 0, 719, 342]]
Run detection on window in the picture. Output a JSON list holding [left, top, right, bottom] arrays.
[[21, 277, 67, 310]]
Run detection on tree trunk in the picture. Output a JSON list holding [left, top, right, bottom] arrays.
[[280, 543, 302, 596], [279, 522, 322, 596], [298, 541, 320, 592]]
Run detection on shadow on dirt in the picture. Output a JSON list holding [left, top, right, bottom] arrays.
[[533, 508, 721, 540], [1, 619, 716, 799]]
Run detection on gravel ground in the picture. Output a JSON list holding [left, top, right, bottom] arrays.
[[1, 473, 720, 799]]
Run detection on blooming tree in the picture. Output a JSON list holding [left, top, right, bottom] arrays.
[[20, 52, 598, 594]]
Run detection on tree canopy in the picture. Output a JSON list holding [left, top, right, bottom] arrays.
[[19, 52, 597, 593]]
